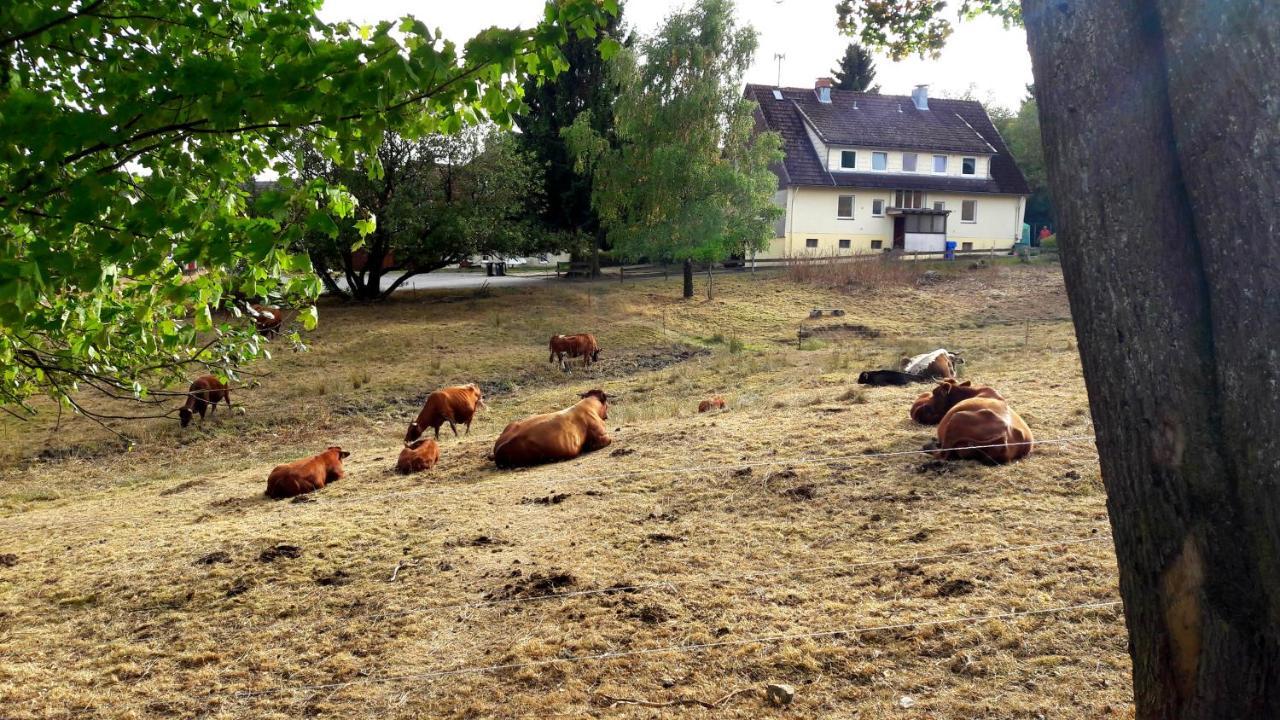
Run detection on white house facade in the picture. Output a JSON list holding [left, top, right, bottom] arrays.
[[748, 80, 1030, 257]]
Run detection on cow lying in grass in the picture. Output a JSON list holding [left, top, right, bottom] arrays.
[[493, 389, 612, 468], [930, 398, 1033, 464], [910, 379, 1004, 425], [396, 437, 440, 474], [901, 348, 963, 379], [179, 375, 231, 427], [698, 396, 726, 412], [405, 383, 487, 442], [857, 370, 929, 386], [549, 333, 601, 371], [266, 446, 350, 499]]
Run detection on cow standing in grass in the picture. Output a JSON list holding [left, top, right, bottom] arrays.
[[493, 390, 612, 468], [405, 384, 487, 442], [548, 333, 601, 371], [249, 304, 284, 338], [178, 375, 232, 427]]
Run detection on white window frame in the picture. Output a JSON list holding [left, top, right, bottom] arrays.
[[933, 155, 948, 173], [933, 201, 945, 212], [836, 194, 855, 219], [902, 152, 918, 172], [840, 150, 856, 169], [961, 200, 977, 223], [871, 199, 885, 217], [872, 151, 888, 171], [961, 157, 977, 175]]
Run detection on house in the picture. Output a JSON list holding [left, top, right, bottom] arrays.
[[747, 79, 1030, 257]]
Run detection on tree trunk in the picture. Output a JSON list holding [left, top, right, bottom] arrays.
[[706, 263, 713, 299], [591, 228, 604, 279], [682, 258, 694, 298], [308, 250, 347, 298], [1023, 1, 1280, 717]]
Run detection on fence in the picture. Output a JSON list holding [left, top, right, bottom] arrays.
[[611, 249, 1055, 283]]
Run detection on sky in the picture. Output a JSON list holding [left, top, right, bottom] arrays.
[[317, 0, 1035, 110]]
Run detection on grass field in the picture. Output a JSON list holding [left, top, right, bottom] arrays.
[[0, 263, 1133, 718]]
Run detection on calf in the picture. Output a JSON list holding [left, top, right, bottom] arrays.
[[493, 389, 612, 468], [857, 370, 929, 386], [396, 437, 440, 474], [698, 396, 726, 413], [250, 304, 284, 337], [179, 375, 232, 427], [931, 398, 1033, 464], [900, 349, 963, 379], [910, 379, 1004, 425], [265, 446, 350, 499], [548, 333, 601, 370], [405, 383, 486, 442]]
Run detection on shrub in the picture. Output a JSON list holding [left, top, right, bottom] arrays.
[[784, 252, 917, 290]]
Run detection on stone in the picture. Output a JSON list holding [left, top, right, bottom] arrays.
[[809, 309, 823, 318], [766, 683, 795, 707], [899, 695, 915, 709]]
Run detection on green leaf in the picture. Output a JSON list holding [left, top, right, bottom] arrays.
[[299, 306, 318, 331]]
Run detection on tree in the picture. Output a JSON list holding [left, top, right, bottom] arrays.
[[831, 43, 879, 92], [296, 128, 544, 301], [514, 4, 625, 277], [0, 0, 614, 425], [566, 0, 782, 299], [840, 1, 1280, 717]]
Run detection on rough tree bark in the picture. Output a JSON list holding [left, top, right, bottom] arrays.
[[1023, 0, 1280, 716], [682, 258, 694, 298]]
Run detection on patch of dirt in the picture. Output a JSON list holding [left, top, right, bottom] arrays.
[[521, 493, 571, 505], [631, 603, 674, 624], [258, 544, 302, 562], [290, 495, 315, 504], [805, 322, 883, 339], [0, 553, 18, 567], [445, 535, 510, 548], [937, 578, 976, 597], [610, 447, 635, 457], [160, 479, 207, 496], [314, 569, 351, 587], [194, 551, 231, 566], [225, 577, 252, 598], [782, 484, 818, 500], [907, 529, 931, 543], [645, 533, 685, 544], [916, 459, 954, 475], [485, 570, 577, 601]]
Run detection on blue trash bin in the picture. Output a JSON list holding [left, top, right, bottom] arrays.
[[944, 240, 957, 260]]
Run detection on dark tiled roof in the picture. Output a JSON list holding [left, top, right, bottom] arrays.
[[746, 84, 1029, 196]]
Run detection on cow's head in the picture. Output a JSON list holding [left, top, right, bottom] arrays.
[[591, 348, 601, 363], [467, 383, 488, 410], [580, 389, 609, 419], [327, 445, 351, 460], [404, 422, 423, 444], [857, 371, 871, 385], [179, 407, 193, 427]]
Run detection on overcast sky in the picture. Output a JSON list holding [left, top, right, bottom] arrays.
[[318, 0, 1035, 110]]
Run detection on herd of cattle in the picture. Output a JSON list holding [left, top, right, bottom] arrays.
[[176, 328, 1034, 500]]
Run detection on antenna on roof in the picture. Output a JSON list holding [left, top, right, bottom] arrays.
[[773, 53, 785, 87]]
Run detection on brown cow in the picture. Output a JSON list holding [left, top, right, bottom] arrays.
[[900, 349, 963, 379], [405, 384, 486, 442], [909, 379, 1004, 425], [931, 398, 1033, 464], [493, 389, 612, 468], [548, 333, 601, 370], [179, 375, 232, 427], [265, 446, 350, 499], [250, 304, 284, 337], [396, 437, 440, 474], [698, 396, 726, 413]]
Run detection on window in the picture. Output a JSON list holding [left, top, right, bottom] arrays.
[[806, 238, 819, 249], [839, 239, 851, 249], [933, 155, 947, 173], [871, 240, 883, 250], [961, 200, 977, 222], [933, 214, 947, 233], [933, 201, 945, 212], [902, 153, 918, 172], [840, 150, 856, 169], [962, 242, 974, 251], [894, 189, 924, 209], [871, 199, 885, 217], [837, 194, 854, 219], [872, 151, 888, 171], [962, 157, 977, 175]]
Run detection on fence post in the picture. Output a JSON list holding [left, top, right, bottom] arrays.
[[619, 266, 624, 283]]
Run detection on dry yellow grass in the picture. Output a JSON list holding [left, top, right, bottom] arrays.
[[0, 264, 1132, 719]]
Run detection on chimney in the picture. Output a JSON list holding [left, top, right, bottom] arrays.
[[815, 77, 833, 104], [911, 84, 929, 110]]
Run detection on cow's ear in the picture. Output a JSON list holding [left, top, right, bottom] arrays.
[[340, 450, 351, 459], [961, 380, 972, 386]]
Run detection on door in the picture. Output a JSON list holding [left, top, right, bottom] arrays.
[[893, 217, 905, 250]]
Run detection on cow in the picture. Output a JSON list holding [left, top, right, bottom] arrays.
[[930, 398, 1033, 464], [857, 370, 930, 386], [405, 383, 487, 443], [249, 304, 284, 337], [396, 437, 440, 474], [179, 375, 232, 427], [910, 379, 1005, 425], [493, 389, 612, 468], [548, 333, 601, 370], [698, 396, 726, 413], [900, 349, 964, 379], [265, 446, 350, 499]]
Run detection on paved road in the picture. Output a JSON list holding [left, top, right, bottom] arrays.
[[337, 271, 557, 293]]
